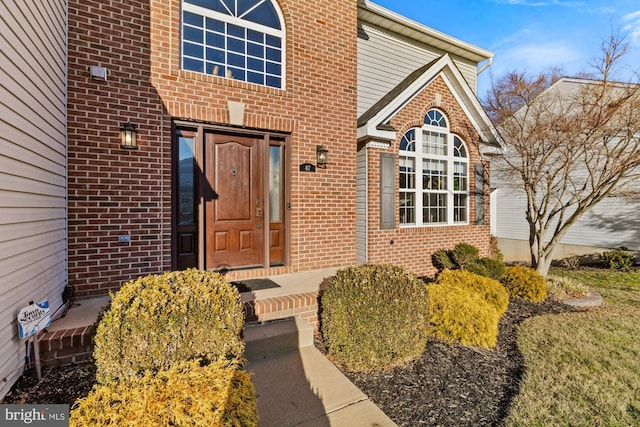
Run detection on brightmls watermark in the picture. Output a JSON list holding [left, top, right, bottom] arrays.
[[1, 405, 68, 426]]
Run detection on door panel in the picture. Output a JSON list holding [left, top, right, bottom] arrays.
[[205, 133, 263, 269]]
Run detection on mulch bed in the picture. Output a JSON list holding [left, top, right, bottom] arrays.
[[2, 297, 579, 426]]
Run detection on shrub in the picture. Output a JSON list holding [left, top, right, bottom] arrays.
[[467, 257, 507, 281], [599, 249, 635, 271], [501, 266, 547, 302], [546, 275, 590, 300], [435, 269, 509, 315], [321, 264, 430, 372], [561, 256, 580, 270], [427, 283, 500, 349], [70, 359, 258, 427], [451, 243, 480, 268], [94, 269, 245, 384], [433, 249, 455, 270]]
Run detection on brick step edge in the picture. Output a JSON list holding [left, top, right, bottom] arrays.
[[36, 291, 322, 368]]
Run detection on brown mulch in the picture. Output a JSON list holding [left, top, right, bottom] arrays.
[[2, 297, 579, 426]]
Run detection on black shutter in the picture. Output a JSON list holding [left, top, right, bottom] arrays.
[[474, 163, 486, 225], [380, 153, 396, 230]]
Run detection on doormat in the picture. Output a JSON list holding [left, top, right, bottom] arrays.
[[230, 278, 281, 293]]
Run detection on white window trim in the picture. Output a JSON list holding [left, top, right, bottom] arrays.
[[182, 0, 287, 89], [399, 121, 469, 227]]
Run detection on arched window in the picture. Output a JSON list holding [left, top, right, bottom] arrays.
[[399, 109, 469, 225], [181, 0, 285, 89]]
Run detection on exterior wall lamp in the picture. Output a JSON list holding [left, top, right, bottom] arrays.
[[316, 145, 328, 168], [119, 122, 138, 149]]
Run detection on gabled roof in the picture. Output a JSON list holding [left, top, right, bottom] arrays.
[[358, 0, 493, 65], [357, 54, 503, 152]]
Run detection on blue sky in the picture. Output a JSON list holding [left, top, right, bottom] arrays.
[[373, 0, 640, 98]]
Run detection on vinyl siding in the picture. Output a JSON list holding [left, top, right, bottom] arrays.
[[0, 0, 67, 399], [495, 190, 640, 252], [358, 24, 478, 117], [356, 147, 367, 263]]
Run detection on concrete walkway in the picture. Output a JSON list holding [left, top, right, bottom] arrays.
[[245, 317, 396, 426], [44, 270, 397, 426]]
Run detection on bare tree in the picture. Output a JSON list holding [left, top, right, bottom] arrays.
[[485, 34, 640, 276]]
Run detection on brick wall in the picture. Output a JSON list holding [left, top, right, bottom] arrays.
[[365, 77, 492, 278], [68, 0, 358, 296]]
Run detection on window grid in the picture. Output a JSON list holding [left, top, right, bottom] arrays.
[[399, 109, 469, 226], [182, 1, 283, 89]]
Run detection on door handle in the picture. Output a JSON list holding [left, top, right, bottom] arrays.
[[256, 207, 263, 218]]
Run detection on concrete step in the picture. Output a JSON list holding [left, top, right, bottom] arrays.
[[244, 317, 314, 361]]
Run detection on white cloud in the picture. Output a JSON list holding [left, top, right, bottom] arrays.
[[622, 10, 640, 46], [500, 43, 583, 73]]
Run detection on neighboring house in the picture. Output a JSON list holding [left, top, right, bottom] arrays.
[[492, 77, 640, 262], [1, 0, 501, 398], [0, 1, 68, 398]]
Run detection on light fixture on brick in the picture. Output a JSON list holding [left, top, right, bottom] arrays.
[[316, 145, 328, 168], [119, 122, 138, 149]]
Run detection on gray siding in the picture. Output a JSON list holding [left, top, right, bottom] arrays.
[[358, 24, 478, 117], [356, 148, 367, 264], [0, 0, 67, 398], [495, 190, 640, 255]]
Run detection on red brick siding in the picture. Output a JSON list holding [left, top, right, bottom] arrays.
[[365, 77, 492, 278], [68, 0, 357, 296]]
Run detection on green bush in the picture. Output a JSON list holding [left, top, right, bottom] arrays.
[[94, 269, 245, 384], [435, 269, 509, 315], [599, 249, 635, 271], [70, 359, 258, 427], [467, 257, 507, 281], [427, 283, 500, 349], [451, 243, 480, 268], [321, 264, 430, 372], [433, 249, 455, 270], [501, 266, 547, 302]]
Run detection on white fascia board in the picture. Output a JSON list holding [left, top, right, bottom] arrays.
[[359, 0, 493, 64], [439, 71, 503, 149], [357, 125, 396, 142], [365, 55, 451, 129]]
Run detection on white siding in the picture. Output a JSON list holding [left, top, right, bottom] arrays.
[[495, 190, 640, 254], [358, 24, 478, 117], [0, 0, 67, 399], [356, 148, 367, 264]]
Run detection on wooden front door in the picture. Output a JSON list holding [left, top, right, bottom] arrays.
[[204, 133, 263, 269]]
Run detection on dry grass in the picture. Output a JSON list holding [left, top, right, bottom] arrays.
[[504, 268, 640, 426]]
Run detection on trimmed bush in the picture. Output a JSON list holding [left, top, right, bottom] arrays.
[[70, 359, 258, 427], [321, 264, 430, 372], [599, 249, 635, 271], [427, 283, 500, 349], [94, 269, 245, 384], [433, 249, 455, 270], [435, 269, 509, 315], [467, 257, 507, 281], [451, 243, 480, 268], [501, 266, 547, 302]]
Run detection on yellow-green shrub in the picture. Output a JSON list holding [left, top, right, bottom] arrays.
[[435, 269, 509, 315], [70, 359, 258, 427], [501, 265, 547, 302], [94, 269, 245, 384], [428, 283, 500, 349], [321, 264, 429, 372]]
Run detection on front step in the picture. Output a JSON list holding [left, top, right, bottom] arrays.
[[244, 317, 314, 361]]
